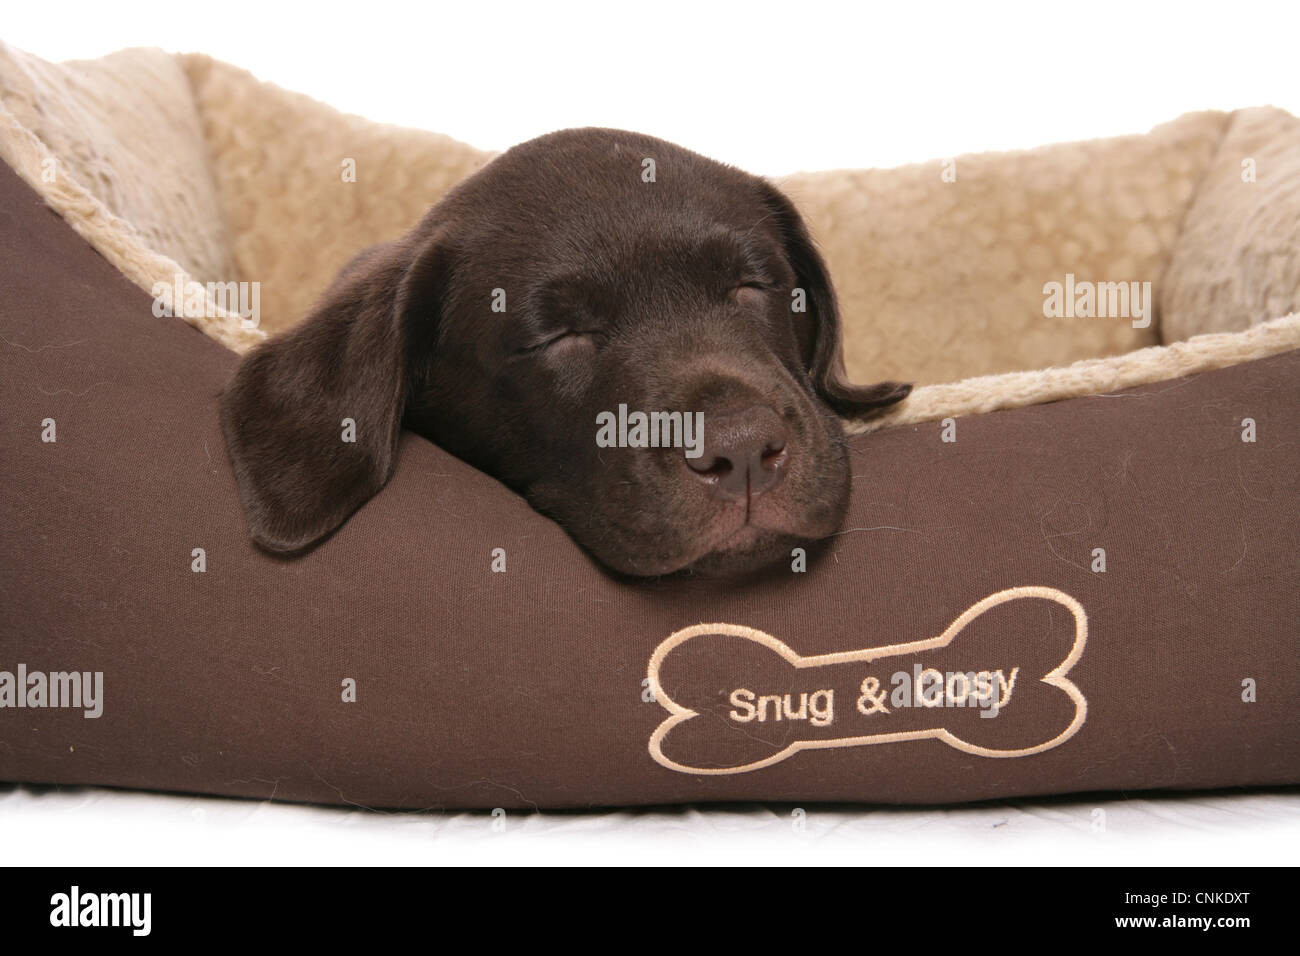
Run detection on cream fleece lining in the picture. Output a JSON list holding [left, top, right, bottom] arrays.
[[848, 312, 1300, 432], [2, 41, 1296, 427]]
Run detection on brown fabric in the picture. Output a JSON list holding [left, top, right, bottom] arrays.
[[1, 162, 1297, 809]]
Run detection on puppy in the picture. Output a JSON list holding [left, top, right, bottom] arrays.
[[220, 128, 909, 576]]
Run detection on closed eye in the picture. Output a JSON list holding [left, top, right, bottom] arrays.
[[515, 329, 600, 355], [730, 282, 773, 307]]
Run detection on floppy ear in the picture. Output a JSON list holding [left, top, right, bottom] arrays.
[[757, 180, 912, 417], [219, 235, 449, 554]]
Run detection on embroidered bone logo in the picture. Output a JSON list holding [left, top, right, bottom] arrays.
[[646, 586, 1087, 775]]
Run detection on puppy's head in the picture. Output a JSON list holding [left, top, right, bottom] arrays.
[[220, 128, 909, 576]]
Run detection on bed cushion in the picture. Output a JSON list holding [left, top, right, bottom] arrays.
[[179, 53, 493, 336], [5, 42, 1258, 388], [1161, 106, 1300, 341], [783, 110, 1228, 384], [0, 42, 234, 283], [2, 161, 1295, 808]]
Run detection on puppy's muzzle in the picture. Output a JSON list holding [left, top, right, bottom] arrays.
[[684, 405, 789, 501]]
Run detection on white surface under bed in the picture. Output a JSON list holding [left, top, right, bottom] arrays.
[[3, 784, 1296, 865]]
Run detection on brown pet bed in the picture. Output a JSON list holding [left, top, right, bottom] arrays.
[[0, 44, 1296, 808]]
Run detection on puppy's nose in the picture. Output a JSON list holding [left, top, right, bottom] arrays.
[[685, 405, 789, 500]]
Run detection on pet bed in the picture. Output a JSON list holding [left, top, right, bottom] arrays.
[[1, 43, 1297, 808]]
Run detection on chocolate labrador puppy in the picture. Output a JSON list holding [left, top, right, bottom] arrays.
[[220, 128, 909, 576]]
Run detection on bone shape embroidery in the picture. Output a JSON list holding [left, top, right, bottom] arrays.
[[646, 585, 1088, 775]]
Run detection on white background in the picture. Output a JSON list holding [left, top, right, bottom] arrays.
[[5, 786, 1299, 865], [7, 0, 1299, 174], [4, 1, 1298, 865]]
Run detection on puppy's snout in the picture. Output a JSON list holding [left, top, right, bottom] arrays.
[[685, 405, 789, 500]]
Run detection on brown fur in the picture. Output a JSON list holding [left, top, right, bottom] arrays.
[[219, 128, 909, 576]]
